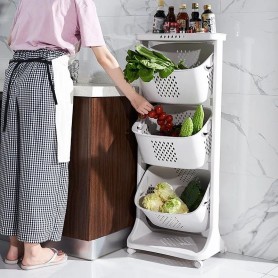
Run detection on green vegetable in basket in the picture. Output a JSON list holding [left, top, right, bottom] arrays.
[[123, 44, 188, 83], [154, 182, 176, 202], [180, 178, 206, 212], [142, 193, 164, 212], [192, 105, 205, 135], [179, 117, 193, 137], [161, 197, 189, 214]]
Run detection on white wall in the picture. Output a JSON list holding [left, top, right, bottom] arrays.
[[0, 0, 278, 262]]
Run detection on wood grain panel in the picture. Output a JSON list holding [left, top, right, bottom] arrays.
[[89, 97, 137, 240], [63, 97, 137, 241], [63, 97, 91, 240]]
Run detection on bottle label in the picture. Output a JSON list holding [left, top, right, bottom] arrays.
[[153, 17, 165, 33], [189, 21, 201, 31], [177, 19, 186, 32], [202, 14, 216, 33]]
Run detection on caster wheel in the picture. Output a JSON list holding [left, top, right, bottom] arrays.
[[193, 260, 203, 269], [127, 248, 136, 255]]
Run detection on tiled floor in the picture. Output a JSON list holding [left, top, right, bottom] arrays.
[[0, 240, 277, 278]]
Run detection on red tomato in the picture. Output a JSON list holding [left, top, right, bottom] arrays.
[[157, 119, 165, 126], [166, 122, 173, 129], [155, 105, 163, 115], [158, 112, 166, 120], [148, 110, 156, 118], [160, 124, 166, 131], [165, 115, 173, 123], [154, 114, 158, 119]]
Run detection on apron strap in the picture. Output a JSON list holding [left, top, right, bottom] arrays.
[[3, 58, 57, 132]]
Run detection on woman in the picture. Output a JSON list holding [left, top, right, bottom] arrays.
[[0, 0, 153, 270]]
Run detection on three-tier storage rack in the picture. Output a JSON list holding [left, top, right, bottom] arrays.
[[127, 33, 226, 268]]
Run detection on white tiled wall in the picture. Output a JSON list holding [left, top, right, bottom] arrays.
[[0, 0, 278, 262]]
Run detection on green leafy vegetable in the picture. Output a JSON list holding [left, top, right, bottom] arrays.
[[123, 44, 188, 83], [180, 178, 206, 212], [142, 193, 163, 212], [154, 182, 175, 202], [161, 197, 189, 214]]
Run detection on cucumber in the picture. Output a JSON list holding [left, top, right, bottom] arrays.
[[192, 105, 204, 135], [179, 117, 193, 137]]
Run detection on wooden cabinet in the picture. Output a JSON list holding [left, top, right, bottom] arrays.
[[63, 97, 138, 241]]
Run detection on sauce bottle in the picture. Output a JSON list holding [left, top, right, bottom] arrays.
[[189, 3, 202, 33], [164, 6, 177, 33], [201, 4, 216, 33], [153, 0, 166, 33], [177, 4, 189, 33]]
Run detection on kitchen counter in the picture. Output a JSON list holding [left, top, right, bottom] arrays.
[[0, 80, 126, 98]]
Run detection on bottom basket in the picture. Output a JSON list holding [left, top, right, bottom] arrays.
[[135, 166, 210, 233]]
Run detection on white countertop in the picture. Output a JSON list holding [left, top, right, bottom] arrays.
[[0, 80, 128, 98]]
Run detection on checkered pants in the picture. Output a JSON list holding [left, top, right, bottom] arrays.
[[0, 49, 69, 243]]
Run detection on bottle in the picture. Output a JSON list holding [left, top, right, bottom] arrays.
[[177, 4, 189, 33], [189, 3, 202, 33], [153, 0, 166, 33], [164, 6, 177, 33], [201, 4, 216, 33]]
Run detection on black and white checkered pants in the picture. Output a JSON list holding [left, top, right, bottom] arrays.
[[0, 49, 69, 243]]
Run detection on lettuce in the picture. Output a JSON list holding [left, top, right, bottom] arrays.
[[142, 193, 163, 212], [124, 44, 187, 83]]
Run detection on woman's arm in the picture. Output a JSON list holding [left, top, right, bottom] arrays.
[[91, 45, 153, 115]]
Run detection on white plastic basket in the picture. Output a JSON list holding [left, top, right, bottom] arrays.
[[132, 105, 212, 169], [140, 54, 213, 105], [135, 166, 210, 233]]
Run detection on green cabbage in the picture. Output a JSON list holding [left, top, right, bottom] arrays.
[[161, 197, 189, 214], [154, 182, 176, 202], [142, 193, 163, 212]]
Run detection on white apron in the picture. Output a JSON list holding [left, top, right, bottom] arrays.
[[52, 55, 74, 163]]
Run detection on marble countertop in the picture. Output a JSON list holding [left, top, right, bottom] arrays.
[[0, 80, 127, 98]]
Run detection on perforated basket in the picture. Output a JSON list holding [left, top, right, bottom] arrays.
[[132, 105, 212, 169], [139, 43, 214, 104], [135, 166, 210, 233]]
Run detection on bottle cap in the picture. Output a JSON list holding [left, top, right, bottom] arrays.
[[169, 6, 174, 11], [204, 4, 212, 10], [192, 3, 199, 9], [157, 0, 165, 6], [196, 28, 205, 33], [180, 4, 187, 9]]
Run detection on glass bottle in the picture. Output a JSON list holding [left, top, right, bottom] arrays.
[[164, 6, 177, 33], [177, 4, 189, 33], [201, 4, 216, 33], [189, 3, 202, 33], [153, 0, 166, 33]]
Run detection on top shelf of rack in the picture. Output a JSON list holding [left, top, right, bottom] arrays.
[[136, 33, 226, 43]]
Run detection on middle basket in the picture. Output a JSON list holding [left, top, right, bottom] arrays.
[[132, 105, 212, 169]]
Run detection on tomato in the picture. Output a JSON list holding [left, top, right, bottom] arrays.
[[148, 110, 156, 118], [158, 112, 166, 120], [166, 122, 173, 129], [165, 115, 173, 123], [157, 119, 165, 126], [154, 114, 158, 119], [155, 105, 163, 115], [160, 124, 166, 131]]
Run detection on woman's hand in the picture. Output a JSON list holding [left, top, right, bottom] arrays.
[[129, 93, 153, 115]]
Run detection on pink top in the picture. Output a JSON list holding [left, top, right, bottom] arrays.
[[10, 0, 105, 54]]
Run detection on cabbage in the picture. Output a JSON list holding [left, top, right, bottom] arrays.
[[161, 197, 189, 214], [154, 182, 176, 202], [142, 193, 163, 212]]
